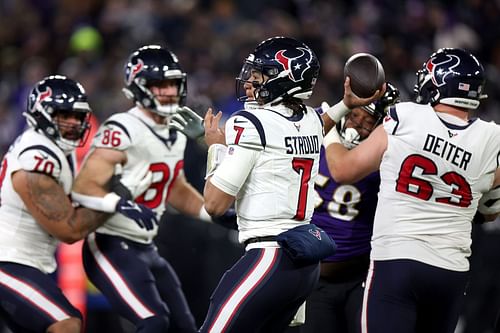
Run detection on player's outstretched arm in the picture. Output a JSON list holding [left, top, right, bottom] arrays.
[[324, 125, 387, 184], [12, 170, 109, 244]]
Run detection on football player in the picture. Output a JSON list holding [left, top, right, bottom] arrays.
[[0, 76, 113, 332], [200, 36, 325, 332], [324, 48, 499, 333], [71, 45, 209, 333], [302, 83, 400, 333]]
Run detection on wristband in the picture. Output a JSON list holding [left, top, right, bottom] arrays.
[[71, 192, 121, 213], [205, 143, 227, 179], [325, 100, 351, 123], [199, 205, 212, 222], [323, 128, 342, 148]]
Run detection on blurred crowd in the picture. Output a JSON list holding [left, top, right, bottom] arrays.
[[1, 0, 500, 157]]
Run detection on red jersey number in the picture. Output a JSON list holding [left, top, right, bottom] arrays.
[[292, 158, 314, 220], [396, 154, 472, 207]]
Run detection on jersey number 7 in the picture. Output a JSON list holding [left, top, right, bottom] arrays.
[[292, 158, 314, 220]]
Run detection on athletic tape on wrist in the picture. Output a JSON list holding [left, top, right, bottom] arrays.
[[71, 192, 121, 213], [199, 205, 212, 222], [323, 127, 342, 148], [205, 143, 227, 179], [326, 100, 351, 123]]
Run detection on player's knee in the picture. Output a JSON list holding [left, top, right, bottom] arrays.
[[46, 317, 81, 333], [136, 315, 170, 333]]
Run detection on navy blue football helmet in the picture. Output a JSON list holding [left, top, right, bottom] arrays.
[[236, 36, 320, 105], [123, 45, 187, 117], [414, 48, 486, 109], [25, 75, 92, 153], [338, 82, 400, 148]]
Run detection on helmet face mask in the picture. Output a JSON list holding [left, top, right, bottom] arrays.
[[414, 48, 486, 110], [339, 82, 400, 149], [236, 36, 320, 105], [26, 75, 92, 153], [123, 45, 187, 117]]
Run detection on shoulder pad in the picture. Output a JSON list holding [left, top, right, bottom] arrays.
[[17, 145, 62, 178], [93, 115, 132, 150], [225, 111, 266, 150]]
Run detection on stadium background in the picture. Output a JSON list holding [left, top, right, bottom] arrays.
[[0, 0, 499, 332]]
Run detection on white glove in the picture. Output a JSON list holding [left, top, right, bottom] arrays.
[[478, 185, 500, 215], [170, 106, 205, 139], [289, 302, 306, 327]]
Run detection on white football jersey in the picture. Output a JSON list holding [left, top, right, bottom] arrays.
[[212, 103, 324, 243], [0, 129, 76, 273], [91, 107, 187, 243], [372, 102, 500, 271]]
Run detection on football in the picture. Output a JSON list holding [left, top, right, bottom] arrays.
[[344, 53, 385, 98]]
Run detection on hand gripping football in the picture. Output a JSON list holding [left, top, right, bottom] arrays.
[[344, 53, 385, 98]]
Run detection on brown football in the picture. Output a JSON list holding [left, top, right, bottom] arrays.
[[344, 53, 385, 98]]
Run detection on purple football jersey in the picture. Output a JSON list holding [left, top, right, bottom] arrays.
[[312, 146, 380, 261]]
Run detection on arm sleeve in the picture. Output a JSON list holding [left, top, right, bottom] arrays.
[[210, 114, 263, 196], [211, 145, 259, 196]]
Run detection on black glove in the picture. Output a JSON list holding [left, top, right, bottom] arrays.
[[115, 198, 158, 230], [110, 174, 133, 200], [212, 208, 238, 230]]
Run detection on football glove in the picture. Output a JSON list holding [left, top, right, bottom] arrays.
[[115, 198, 158, 230], [170, 106, 205, 139]]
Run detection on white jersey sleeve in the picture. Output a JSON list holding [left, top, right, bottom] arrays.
[[0, 129, 74, 273], [92, 113, 133, 150]]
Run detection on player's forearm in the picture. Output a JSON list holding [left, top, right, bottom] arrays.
[[64, 208, 110, 243], [74, 148, 124, 196], [168, 183, 204, 217], [324, 143, 354, 183]]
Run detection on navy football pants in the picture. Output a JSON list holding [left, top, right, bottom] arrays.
[[199, 246, 320, 333], [83, 232, 196, 333], [361, 259, 468, 333]]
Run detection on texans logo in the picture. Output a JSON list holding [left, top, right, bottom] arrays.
[[308, 228, 322, 241], [31, 87, 52, 111], [275, 47, 312, 82], [126, 59, 144, 85], [426, 54, 460, 87], [38, 87, 52, 102]]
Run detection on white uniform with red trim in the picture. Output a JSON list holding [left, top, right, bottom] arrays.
[[211, 102, 324, 244], [0, 129, 75, 273], [91, 107, 187, 243], [371, 102, 500, 271]]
